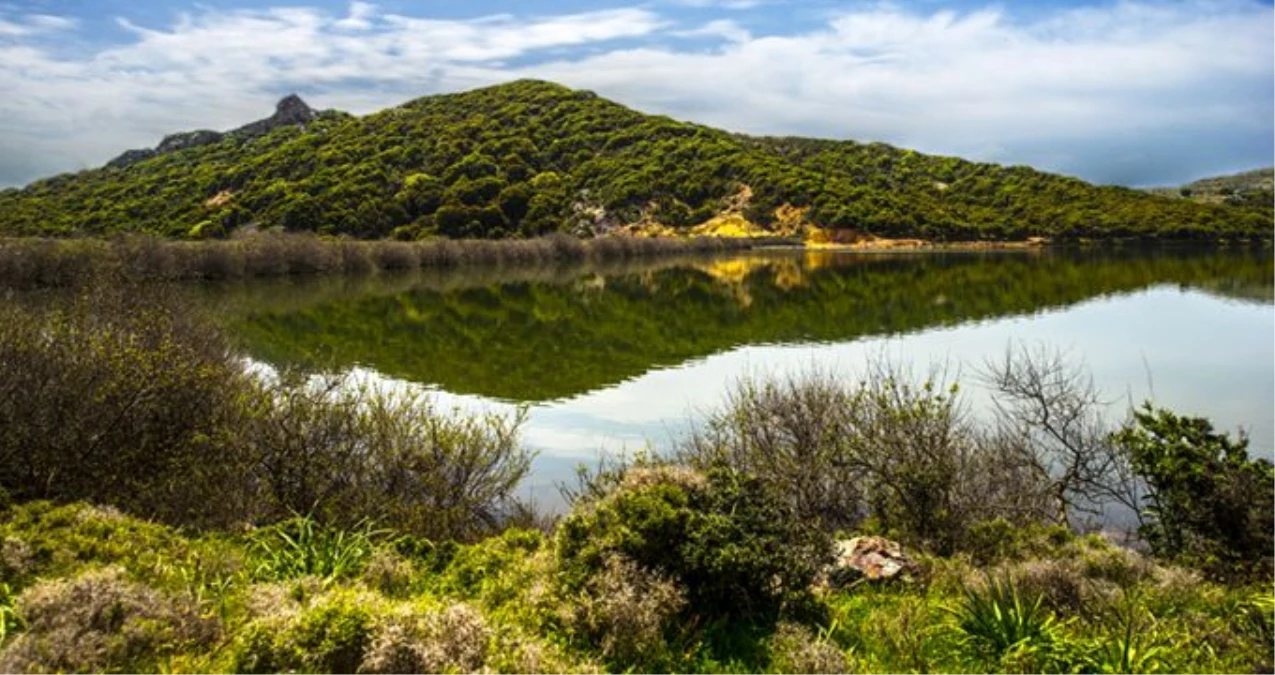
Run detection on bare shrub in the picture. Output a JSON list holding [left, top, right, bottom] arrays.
[[0, 284, 258, 528], [359, 604, 490, 674], [0, 567, 217, 673], [361, 549, 416, 598], [982, 344, 1135, 524], [338, 240, 376, 275], [240, 233, 289, 276], [565, 555, 686, 664], [0, 234, 750, 288], [247, 375, 533, 541], [682, 372, 863, 533], [282, 233, 342, 274], [681, 365, 1044, 553], [193, 241, 247, 279], [545, 231, 586, 262], [768, 622, 853, 674]]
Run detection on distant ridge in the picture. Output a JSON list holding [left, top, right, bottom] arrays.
[[1145, 167, 1273, 211], [1, 79, 1269, 241]]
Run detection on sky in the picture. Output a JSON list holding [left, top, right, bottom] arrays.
[[0, 0, 1271, 188]]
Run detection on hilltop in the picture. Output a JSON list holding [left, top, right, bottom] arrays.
[[0, 80, 1268, 241]]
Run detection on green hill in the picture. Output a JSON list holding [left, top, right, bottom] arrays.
[[1146, 167, 1274, 214], [0, 79, 1269, 241]]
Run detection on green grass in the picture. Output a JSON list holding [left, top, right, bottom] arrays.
[[0, 500, 1267, 673]]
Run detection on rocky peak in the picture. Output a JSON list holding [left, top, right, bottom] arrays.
[[106, 94, 320, 170], [272, 94, 315, 125], [229, 94, 317, 139]]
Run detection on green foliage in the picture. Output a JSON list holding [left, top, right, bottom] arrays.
[[948, 575, 1058, 666], [556, 465, 832, 623], [247, 516, 385, 583], [1112, 403, 1275, 578], [230, 589, 375, 673], [0, 583, 21, 643], [0, 80, 1267, 240]]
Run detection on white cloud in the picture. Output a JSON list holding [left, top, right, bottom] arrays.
[[675, 18, 751, 43], [521, 1, 1273, 184], [0, 1, 1269, 187]]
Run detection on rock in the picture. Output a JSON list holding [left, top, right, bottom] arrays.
[[104, 94, 317, 170], [827, 536, 917, 586], [105, 148, 157, 169], [156, 129, 223, 153], [231, 94, 317, 138]]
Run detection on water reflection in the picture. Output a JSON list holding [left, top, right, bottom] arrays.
[[192, 246, 1274, 508]]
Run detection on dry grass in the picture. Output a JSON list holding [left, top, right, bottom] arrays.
[[0, 567, 217, 673], [565, 554, 687, 664], [0, 232, 752, 289], [359, 603, 491, 674], [769, 622, 854, 674]]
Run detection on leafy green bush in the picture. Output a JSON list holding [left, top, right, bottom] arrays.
[[230, 588, 376, 674], [1112, 403, 1274, 578], [555, 464, 832, 623]]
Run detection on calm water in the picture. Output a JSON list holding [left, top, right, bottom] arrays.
[[192, 246, 1275, 510]]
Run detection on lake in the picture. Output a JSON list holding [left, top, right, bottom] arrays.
[[191, 245, 1275, 511]]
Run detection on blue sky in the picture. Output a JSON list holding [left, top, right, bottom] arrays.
[[1, 0, 1271, 187]]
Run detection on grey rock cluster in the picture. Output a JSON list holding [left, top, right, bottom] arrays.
[[106, 95, 318, 169]]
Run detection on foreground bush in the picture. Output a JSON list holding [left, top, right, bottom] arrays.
[[556, 465, 832, 623], [0, 281, 532, 540], [0, 285, 256, 528], [682, 369, 1056, 554], [0, 494, 1268, 673], [1112, 403, 1274, 580], [0, 567, 217, 673]]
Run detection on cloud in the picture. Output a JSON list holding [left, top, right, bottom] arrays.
[[0, 3, 664, 185], [0, 11, 75, 36], [675, 19, 752, 43], [0, 1, 1269, 187], [522, 1, 1274, 185]]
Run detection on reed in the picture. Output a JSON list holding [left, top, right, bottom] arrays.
[[0, 233, 755, 289]]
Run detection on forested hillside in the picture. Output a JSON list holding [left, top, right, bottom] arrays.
[[0, 79, 1268, 241]]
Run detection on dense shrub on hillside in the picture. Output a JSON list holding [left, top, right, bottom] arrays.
[[0, 80, 1266, 241]]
